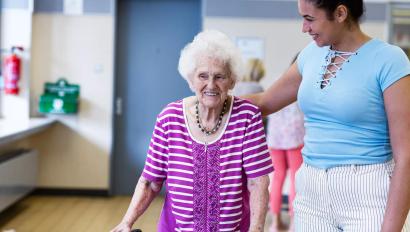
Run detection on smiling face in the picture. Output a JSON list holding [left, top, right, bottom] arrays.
[[190, 57, 234, 110], [298, 0, 342, 47]]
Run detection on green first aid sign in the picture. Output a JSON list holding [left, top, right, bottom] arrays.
[[39, 78, 80, 114]]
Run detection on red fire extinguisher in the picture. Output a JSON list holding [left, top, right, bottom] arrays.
[[3, 46, 23, 95]]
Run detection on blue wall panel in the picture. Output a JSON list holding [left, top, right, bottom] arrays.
[[2, 0, 29, 9], [84, 0, 112, 13], [33, 0, 112, 13], [205, 0, 386, 21], [34, 0, 63, 13], [3, 0, 385, 20]]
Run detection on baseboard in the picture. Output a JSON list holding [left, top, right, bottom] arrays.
[[32, 188, 109, 197]]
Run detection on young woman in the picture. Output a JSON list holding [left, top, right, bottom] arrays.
[[246, 0, 410, 231]]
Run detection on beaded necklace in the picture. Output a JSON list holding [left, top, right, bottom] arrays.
[[195, 99, 228, 136]]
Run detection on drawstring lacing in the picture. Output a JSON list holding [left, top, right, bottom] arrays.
[[319, 49, 357, 89]]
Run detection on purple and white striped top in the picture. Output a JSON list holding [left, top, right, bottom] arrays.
[[142, 97, 273, 232]]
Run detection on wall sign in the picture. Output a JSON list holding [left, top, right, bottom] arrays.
[[236, 37, 264, 60]]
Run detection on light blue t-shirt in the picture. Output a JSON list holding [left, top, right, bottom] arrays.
[[297, 39, 410, 169]]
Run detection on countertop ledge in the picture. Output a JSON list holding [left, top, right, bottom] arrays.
[[0, 118, 57, 146]]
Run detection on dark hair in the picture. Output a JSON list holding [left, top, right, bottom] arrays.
[[305, 0, 364, 23]]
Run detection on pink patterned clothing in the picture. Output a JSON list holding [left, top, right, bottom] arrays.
[[142, 97, 273, 232], [267, 102, 304, 149]]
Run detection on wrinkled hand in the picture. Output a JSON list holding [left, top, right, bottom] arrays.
[[110, 221, 132, 232], [248, 227, 263, 232]]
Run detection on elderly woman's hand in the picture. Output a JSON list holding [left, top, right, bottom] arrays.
[[110, 221, 132, 232]]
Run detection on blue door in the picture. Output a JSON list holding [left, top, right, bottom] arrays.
[[112, 0, 201, 194]]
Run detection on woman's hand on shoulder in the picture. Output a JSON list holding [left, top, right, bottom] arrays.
[[110, 221, 132, 232], [246, 62, 301, 116]]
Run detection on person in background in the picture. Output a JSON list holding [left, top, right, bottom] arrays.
[[245, 0, 410, 231], [232, 58, 265, 96], [267, 104, 303, 232], [111, 30, 273, 232], [266, 54, 304, 232], [233, 58, 268, 128]]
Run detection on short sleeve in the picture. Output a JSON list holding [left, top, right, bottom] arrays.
[[297, 42, 316, 76], [142, 116, 169, 182], [378, 45, 410, 91], [242, 109, 274, 178]]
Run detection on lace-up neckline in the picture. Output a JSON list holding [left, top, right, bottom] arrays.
[[319, 49, 358, 89]]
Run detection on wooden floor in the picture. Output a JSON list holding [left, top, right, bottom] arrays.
[[5, 194, 407, 232], [0, 195, 284, 232], [0, 195, 164, 232]]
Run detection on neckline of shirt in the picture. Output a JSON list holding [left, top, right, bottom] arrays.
[[318, 38, 377, 89], [328, 38, 376, 54], [182, 95, 234, 145]]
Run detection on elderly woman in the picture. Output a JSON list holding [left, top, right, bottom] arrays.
[[111, 30, 273, 232]]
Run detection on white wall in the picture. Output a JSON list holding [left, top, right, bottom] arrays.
[[0, 8, 33, 121], [29, 14, 114, 189], [1, 9, 32, 49]]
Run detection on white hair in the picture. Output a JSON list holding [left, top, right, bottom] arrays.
[[178, 30, 244, 90]]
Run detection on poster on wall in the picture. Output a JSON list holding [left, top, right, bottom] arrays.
[[63, 0, 83, 15], [235, 37, 265, 61]]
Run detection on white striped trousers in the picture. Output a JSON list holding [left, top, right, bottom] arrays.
[[293, 159, 409, 231]]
